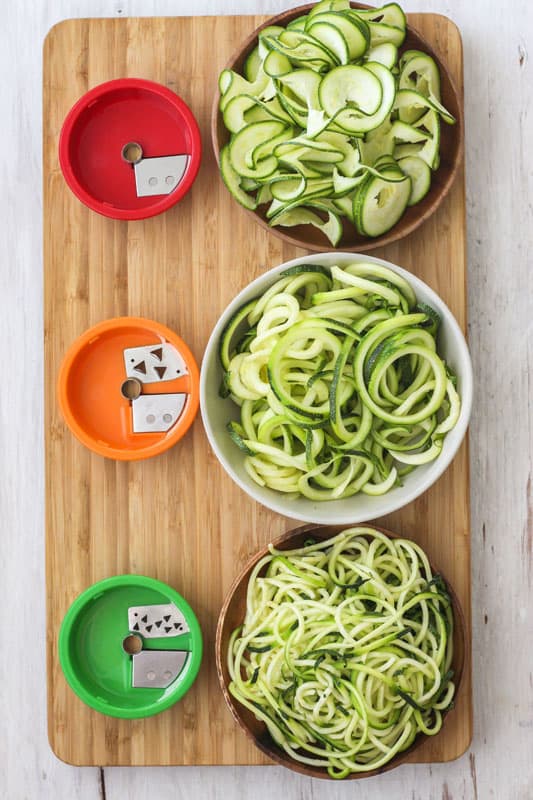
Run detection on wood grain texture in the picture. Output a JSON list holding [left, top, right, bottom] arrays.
[[43, 11, 470, 768]]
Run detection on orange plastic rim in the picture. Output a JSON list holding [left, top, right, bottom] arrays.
[[57, 317, 199, 460]]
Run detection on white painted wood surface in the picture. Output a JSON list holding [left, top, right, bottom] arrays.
[[1, 0, 532, 797]]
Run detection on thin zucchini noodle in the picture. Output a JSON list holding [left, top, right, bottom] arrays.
[[227, 528, 455, 777]]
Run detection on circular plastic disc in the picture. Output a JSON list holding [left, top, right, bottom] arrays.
[[59, 78, 202, 219], [59, 575, 203, 719], [57, 317, 200, 460]]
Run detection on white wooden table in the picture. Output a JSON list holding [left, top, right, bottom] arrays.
[[2, 0, 532, 797]]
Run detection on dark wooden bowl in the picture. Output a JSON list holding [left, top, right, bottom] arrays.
[[215, 523, 466, 780], [211, 3, 464, 253]]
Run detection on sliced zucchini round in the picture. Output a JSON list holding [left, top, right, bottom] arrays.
[[397, 155, 431, 205], [229, 120, 288, 179], [330, 62, 395, 134], [263, 49, 292, 77], [244, 47, 262, 81], [354, 171, 411, 237], [365, 42, 398, 69], [392, 110, 441, 170], [308, 0, 351, 17], [395, 88, 455, 126], [219, 145, 258, 211], [354, 2, 406, 30], [399, 50, 441, 100], [306, 21, 350, 65], [319, 65, 383, 117], [307, 11, 369, 60], [276, 68, 322, 110]]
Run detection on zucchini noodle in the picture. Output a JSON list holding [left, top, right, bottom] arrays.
[[221, 262, 460, 500], [228, 528, 455, 777]]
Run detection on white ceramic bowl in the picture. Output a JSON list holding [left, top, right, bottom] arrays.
[[200, 253, 473, 524]]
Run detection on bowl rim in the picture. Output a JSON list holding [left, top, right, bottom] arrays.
[[199, 251, 473, 524], [210, 2, 464, 253], [57, 316, 200, 461], [58, 574, 203, 719], [59, 77, 202, 221], [215, 522, 467, 780]]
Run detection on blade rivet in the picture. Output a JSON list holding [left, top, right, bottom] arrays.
[[121, 141, 143, 165], [121, 378, 142, 400], [122, 634, 143, 655]]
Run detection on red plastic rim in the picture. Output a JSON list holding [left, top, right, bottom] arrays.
[[59, 78, 202, 220]]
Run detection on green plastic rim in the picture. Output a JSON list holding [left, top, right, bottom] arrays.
[[58, 575, 203, 719]]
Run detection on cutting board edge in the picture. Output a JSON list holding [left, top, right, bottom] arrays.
[[43, 10, 471, 768]]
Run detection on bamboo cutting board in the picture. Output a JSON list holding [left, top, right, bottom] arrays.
[[43, 12, 471, 767]]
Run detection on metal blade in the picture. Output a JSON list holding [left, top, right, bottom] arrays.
[[128, 602, 190, 637], [130, 394, 187, 433], [132, 650, 188, 688], [134, 155, 189, 197]]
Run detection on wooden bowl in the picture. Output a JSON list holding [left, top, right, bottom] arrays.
[[216, 524, 466, 780], [211, 3, 464, 253]]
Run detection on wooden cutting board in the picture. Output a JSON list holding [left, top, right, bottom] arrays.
[[43, 12, 471, 767]]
